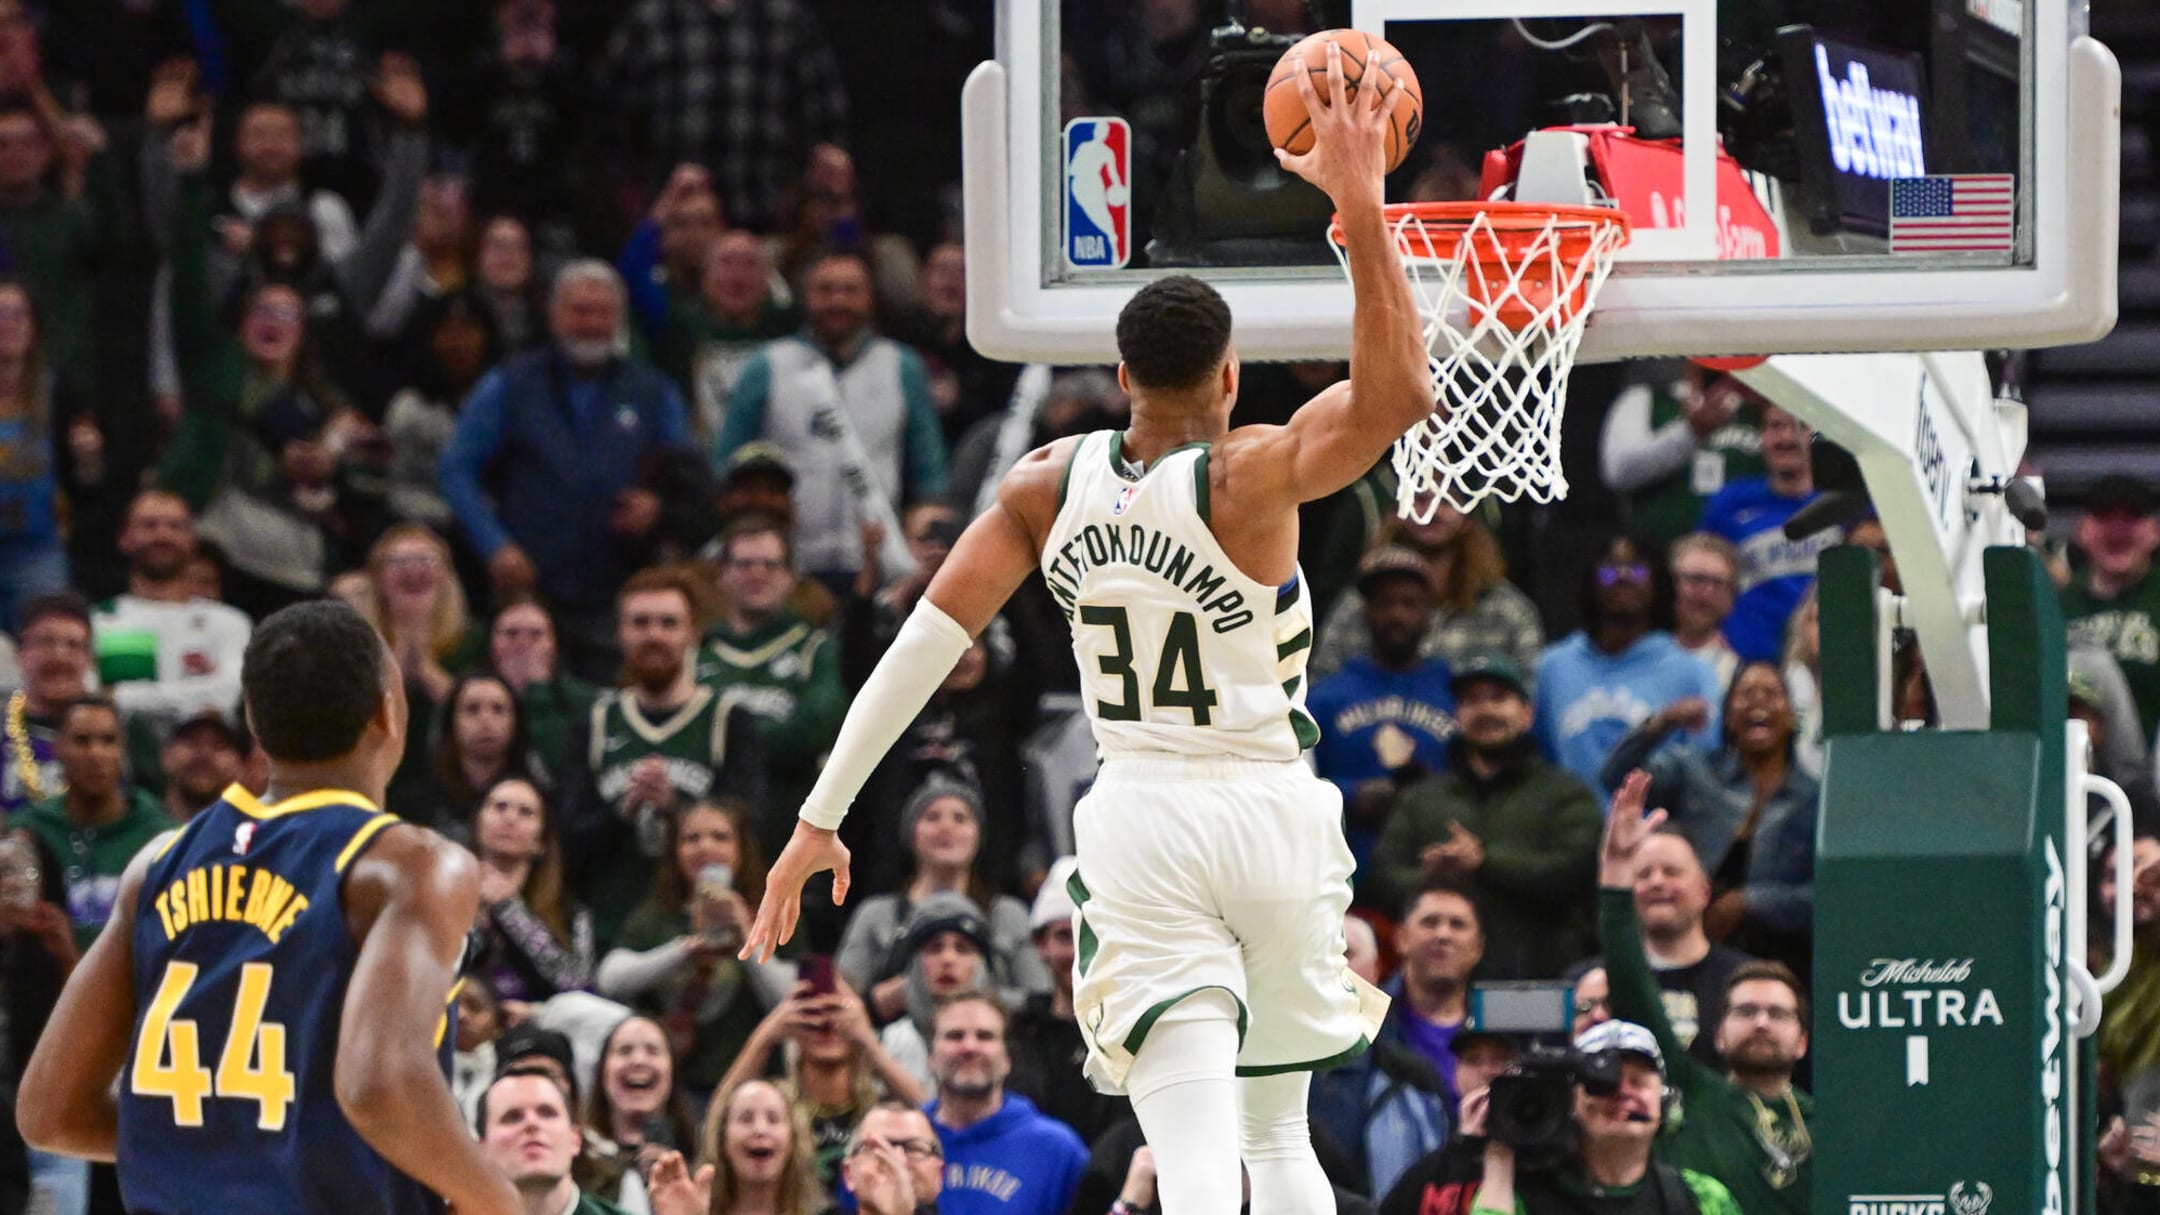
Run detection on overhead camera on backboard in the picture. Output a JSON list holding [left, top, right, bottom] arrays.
[[1144, 4, 1337, 265]]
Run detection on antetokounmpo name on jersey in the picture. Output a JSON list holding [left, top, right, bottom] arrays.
[[1047, 522, 1256, 632]]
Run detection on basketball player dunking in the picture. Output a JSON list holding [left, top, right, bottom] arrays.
[[745, 44, 1433, 1212], [20, 603, 519, 1215]]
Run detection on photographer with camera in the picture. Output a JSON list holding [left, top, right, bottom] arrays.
[[1463, 1020, 1739, 1215], [1600, 771, 1814, 1215]]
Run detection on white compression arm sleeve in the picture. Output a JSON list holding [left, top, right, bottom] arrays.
[[798, 598, 974, 830]]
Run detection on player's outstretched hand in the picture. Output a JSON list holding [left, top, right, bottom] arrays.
[[1599, 770, 1667, 890], [1274, 39, 1392, 214], [740, 820, 852, 963]]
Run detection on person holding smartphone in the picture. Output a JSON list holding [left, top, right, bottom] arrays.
[[597, 800, 791, 1106], [716, 970, 927, 1193]]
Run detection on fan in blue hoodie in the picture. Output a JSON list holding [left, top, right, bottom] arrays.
[[1698, 402, 1835, 663], [841, 993, 1087, 1215], [1535, 535, 1720, 796], [1307, 546, 1457, 882]]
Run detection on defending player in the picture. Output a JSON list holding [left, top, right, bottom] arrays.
[[743, 42, 1433, 1214], [19, 602, 519, 1215]]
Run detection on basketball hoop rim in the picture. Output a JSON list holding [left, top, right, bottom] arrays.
[[1326, 201, 1633, 254]]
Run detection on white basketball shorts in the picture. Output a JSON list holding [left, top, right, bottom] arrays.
[[1067, 754, 1391, 1094]]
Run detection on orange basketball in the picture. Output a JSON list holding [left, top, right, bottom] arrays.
[[1263, 29, 1424, 174]]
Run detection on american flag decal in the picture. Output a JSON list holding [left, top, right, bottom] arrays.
[[1888, 175, 2015, 253]]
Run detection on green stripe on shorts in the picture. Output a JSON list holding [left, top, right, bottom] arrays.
[[1122, 985, 1251, 1056], [1068, 869, 1099, 976]]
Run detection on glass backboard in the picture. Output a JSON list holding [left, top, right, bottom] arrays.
[[963, 0, 2119, 362]]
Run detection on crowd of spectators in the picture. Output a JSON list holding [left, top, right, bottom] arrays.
[[0, 3, 2156, 1215]]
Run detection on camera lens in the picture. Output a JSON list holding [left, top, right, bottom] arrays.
[[1489, 1069, 1573, 1151]]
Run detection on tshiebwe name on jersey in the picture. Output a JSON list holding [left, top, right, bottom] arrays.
[[150, 863, 310, 945], [1045, 522, 1257, 633]]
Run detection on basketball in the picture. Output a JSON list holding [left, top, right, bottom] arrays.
[[1263, 29, 1424, 174]]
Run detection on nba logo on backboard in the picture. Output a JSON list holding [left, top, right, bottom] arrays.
[[1064, 117, 1131, 269], [1113, 484, 1137, 515]]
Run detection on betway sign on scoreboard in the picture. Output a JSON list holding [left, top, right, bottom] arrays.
[[1814, 726, 2077, 1215]]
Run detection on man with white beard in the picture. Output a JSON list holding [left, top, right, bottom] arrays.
[[440, 260, 693, 680]]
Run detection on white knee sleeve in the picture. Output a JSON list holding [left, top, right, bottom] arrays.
[[1239, 1071, 1334, 1215], [1128, 990, 1243, 1214]]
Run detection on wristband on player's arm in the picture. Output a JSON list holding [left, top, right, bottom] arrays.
[[798, 597, 973, 830]]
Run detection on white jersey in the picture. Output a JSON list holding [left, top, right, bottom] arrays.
[[1040, 430, 1318, 760]]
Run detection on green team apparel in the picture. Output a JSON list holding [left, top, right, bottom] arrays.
[[1626, 381, 1764, 545], [521, 672, 600, 788], [583, 686, 743, 944], [1602, 888, 1814, 1215], [19, 787, 178, 946], [695, 615, 844, 851], [2062, 565, 2160, 741]]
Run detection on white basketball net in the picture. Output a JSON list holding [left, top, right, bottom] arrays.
[[1330, 205, 1630, 523]]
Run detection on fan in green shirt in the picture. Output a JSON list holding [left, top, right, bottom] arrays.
[[15, 697, 179, 947], [2060, 476, 2160, 743], [1598, 771, 1815, 1215], [488, 599, 600, 786], [696, 517, 845, 855]]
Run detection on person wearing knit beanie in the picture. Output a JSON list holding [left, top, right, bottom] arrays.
[[834, 772, 1051, 1028]]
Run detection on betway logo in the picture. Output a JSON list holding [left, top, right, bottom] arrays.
[[2041, 841, 2065, 1215], [1814, 45, 1925, 181]]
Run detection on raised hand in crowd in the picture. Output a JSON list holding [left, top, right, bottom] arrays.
[[644, 1148, 714, 1215], [1600, 769, 1669, 889], [0, 14, 100, 192], [823, 980, 882, 1052], [1683, 373, 1746, 440], [375, 52, 430, 129], [144, 58, 199, 130], [652, 163, 716, 226]]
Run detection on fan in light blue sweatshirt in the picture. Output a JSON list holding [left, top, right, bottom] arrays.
[[1535, 536, 1721, 797]]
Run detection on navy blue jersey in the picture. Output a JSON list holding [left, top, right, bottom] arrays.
[[118, 785, 451, 1215]]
